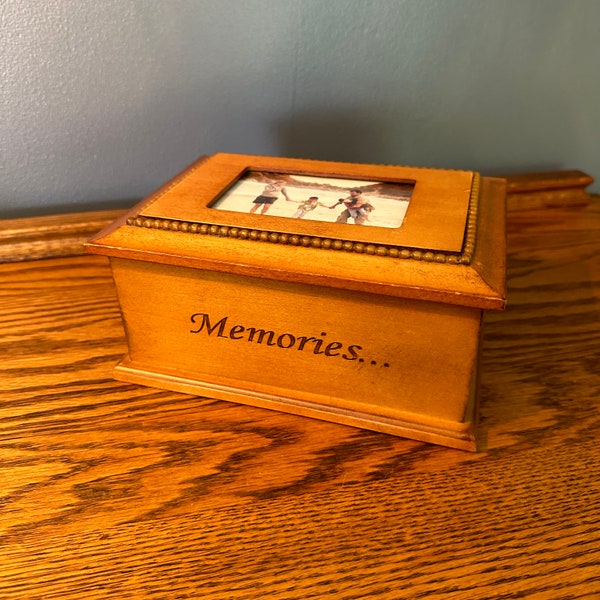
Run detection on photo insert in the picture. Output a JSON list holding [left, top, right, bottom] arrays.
[[210, 171, 414, 229]]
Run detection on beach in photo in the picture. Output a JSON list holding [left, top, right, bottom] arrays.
[[210, 171, 414, 229]]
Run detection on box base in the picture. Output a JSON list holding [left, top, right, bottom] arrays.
[[114, 357, 478, 451]]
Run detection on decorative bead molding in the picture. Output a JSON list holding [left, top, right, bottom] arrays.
[[127, 173, 480, 265]]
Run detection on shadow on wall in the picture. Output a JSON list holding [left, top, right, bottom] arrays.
[[273, 110, 400, 165], [271, 90, 591, 185]]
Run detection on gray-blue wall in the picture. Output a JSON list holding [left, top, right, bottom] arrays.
[[2, 0, 599, 217]]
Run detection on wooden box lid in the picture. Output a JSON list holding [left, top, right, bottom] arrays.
[[86, 153, 506, 310]]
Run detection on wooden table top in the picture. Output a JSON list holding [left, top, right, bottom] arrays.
[[1, 199, 599, 599]]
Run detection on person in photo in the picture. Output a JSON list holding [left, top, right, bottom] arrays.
[[329, 188, 373, 225], [291, 196, 327, 219], [249, 180, 291, 214]]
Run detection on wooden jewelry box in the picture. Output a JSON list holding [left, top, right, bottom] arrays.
[[86, 153, 506, 451]]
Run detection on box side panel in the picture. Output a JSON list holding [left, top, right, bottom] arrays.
[[110, 258, 482, 427]]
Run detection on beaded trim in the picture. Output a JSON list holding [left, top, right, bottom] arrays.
[[127, 173, 479, 265]]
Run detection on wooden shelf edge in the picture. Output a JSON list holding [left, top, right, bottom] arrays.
[[0, 209, 127, 263], [0, 170, 595, 263], [504, 169, 595, 211]]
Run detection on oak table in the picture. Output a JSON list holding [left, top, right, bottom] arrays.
[[1, 196, 599, 598]]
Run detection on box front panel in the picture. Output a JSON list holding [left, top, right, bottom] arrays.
[[111, 259, 481, 423]]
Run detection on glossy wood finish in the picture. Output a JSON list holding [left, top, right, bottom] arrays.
[[1, 199, 599, 598]]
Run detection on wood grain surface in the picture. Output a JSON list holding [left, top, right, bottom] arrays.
[[1, 201, 599, 598]]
